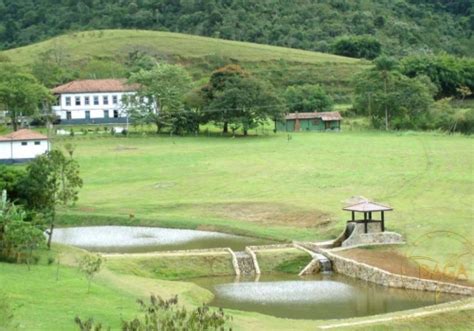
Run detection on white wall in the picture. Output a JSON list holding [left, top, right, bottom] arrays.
[[53, 92, 137, 120], [0, 141, 11, 159], [0, 140, 50, 160]]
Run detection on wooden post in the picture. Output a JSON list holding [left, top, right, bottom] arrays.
[[364, 212, 368, 233], [381, 211, 385, 232], [351, 211, 355, 221]]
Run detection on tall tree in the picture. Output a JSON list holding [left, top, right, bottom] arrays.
[[352, 57, 435, 130], [20, 150, 83, 248], [126, 63, 192, 133], [0, 64, 52, 130], [207, 73, 285, 135]]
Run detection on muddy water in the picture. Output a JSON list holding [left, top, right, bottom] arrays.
[[193, 273, 463, 320], [52, 226, 273, 253]]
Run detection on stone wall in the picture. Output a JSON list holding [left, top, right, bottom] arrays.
[[342, 222, 404, 247], [322, 250, 473, 296]]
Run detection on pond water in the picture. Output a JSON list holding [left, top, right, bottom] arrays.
[[193, 273, 463, 320], [51, 226, 273, 253]]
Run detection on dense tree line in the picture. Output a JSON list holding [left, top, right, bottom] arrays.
[[0, 0, 471, 56]]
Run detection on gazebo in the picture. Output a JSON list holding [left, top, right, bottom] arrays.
[[343, 200, 393, 233]]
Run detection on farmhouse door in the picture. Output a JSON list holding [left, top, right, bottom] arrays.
[[85, 111, 90, 120], [295, 119, 301, 131]]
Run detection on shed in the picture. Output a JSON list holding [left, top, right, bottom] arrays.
[[276, 112, 342, 132], [0, 129, 50, 164]]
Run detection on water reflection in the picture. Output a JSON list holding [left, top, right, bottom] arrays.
[[193, 273, 462, 320], [51, 226, 273, 253]]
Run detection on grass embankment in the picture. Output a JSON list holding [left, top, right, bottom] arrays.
[[0, 29, 369, 100], [256, 248, 313, 274], [0, 246, 213, 330], [106, 251, 235, 280]]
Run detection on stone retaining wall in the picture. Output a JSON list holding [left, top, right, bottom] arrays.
[[227, 248, 241, 276], [247, 243, 294, 251], [342, 223, 404, 247], [245, 247, 261, 274], [322, 250, 474, 296]]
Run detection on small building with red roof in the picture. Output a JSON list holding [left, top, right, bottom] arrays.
[[0, 129, 50, 163]]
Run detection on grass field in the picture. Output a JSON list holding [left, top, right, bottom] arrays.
[[2, 129, 473, 330], [0, 29, 370, 101], [50, 130, 474, 279]]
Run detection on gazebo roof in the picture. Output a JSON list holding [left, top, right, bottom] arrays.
[[343, 200, 393, 212]]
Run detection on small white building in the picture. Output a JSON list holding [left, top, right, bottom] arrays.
[[0, 129, 50, 164], [52, 79, 141, 124]]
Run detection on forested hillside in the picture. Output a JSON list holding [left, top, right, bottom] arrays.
[[0, 0, 472, 56]]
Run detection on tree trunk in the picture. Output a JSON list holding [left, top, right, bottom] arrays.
[[223, 122, 228, 133], [11, 111, 18, 131], [243, 129, 248, 136], [47, 211, 55, 249], [384, 73, 389, 131]]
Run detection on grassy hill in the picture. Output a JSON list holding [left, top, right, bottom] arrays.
[[0, 0, 471, 56], [1, 29, 370, 102]]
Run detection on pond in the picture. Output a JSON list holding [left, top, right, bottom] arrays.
[[51, 226, 274, 253], [193, 273, 463, 320]]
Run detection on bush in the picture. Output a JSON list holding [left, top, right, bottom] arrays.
[[332, 35, 382, 60], [76, 295, 232, 331], [0, 190, 46, 265], [284, 84, 333, 113]]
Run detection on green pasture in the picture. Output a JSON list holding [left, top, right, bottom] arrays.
[[2, 29, 362, 66], [50, 130, 474, 279]]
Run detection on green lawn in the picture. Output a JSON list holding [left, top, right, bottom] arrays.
[[2, 129, 473, 330], [106, 251, 235, 280], [52, 130, 473, 279]]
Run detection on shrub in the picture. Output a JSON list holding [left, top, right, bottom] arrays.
[[332, 35, 382, 60]]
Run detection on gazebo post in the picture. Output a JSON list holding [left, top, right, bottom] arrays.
[[364, 212, 368, 233], [381, 211, 385, 232]]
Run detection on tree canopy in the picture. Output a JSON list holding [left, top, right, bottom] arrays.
[[0, 64, 52, 130], [126, 63, 192, 133], [284, 85, 334, 113]]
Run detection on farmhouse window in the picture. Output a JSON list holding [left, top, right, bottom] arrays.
[[34, 141, 41, 145], [84, 96, 90, 105], [94, 96, 99, 105], [66, 111, 72, 120], [112, 95, 118, 104], [75, 96, 81, 106], [312, 119, 321, 125], [65, 97, 71, 106], [113, 110, 119, 118], [103, 96, 109, 105], [21, 142, 27, 146], [104, 110, 109, 118]]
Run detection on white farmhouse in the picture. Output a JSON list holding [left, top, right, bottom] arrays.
[[52, 79, 140, 124], [0, 129, 50, 164]]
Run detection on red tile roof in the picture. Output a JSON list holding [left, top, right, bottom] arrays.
[[52, 79, 140, 94], [0, 129, 48, 141], [285, 111, 342, 121]]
